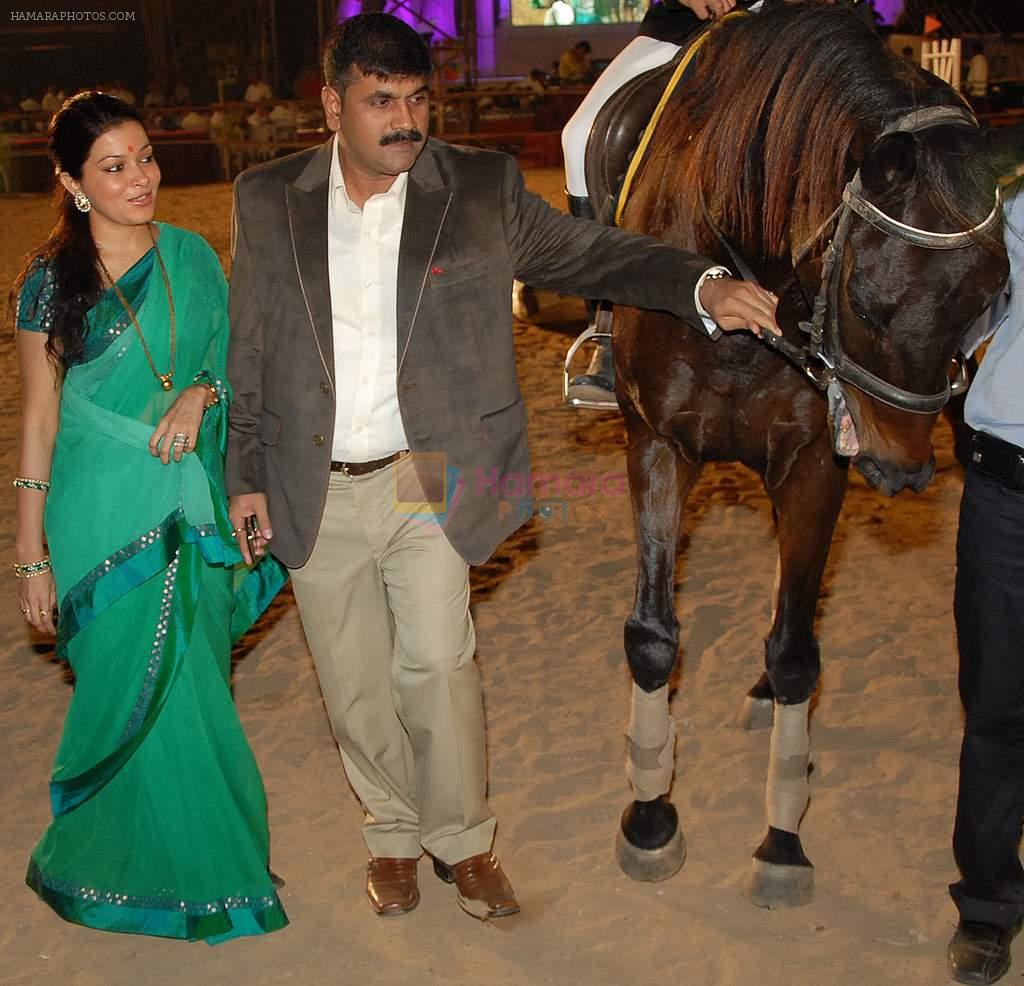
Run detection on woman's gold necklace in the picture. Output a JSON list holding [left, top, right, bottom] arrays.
[[97, 224, 176, 391]]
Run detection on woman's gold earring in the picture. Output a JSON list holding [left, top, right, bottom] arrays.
[[73, 189, 92, 213]]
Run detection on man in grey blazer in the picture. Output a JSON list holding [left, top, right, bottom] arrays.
[[226, 13, 778, 922]]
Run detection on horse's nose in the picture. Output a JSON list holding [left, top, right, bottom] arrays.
[[853, 453, 934, 495]]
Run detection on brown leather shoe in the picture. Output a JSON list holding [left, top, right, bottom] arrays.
[[443, 852, 520, 919], [366, 857, 419, 916]]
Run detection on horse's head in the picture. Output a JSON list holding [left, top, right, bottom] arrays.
[[828, 119, 1010, 495]]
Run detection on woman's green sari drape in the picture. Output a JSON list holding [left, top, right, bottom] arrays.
[[18, 225, 288, 943]]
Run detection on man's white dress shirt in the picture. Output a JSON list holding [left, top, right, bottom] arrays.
[[328, 136, 410, 463]]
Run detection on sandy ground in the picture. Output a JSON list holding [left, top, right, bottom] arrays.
[[0, 168, 980, 986]]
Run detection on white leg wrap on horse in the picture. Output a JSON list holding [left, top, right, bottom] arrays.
[[626, 684, 676, 802], [765, 699, 810, 833]]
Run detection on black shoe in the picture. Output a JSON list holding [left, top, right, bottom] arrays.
[[567, 336, 616, 406], [947, 920, 1022, 984]]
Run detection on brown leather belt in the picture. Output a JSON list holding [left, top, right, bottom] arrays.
[[330, 450, 408, 477]]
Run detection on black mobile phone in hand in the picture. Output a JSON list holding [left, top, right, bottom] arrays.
[[244, 514, 260, 543]]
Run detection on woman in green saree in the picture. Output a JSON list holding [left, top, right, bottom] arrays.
[[13, 92, 288, 943]]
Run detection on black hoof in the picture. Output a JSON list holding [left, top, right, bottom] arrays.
[[615, 798, 686, 882], [742, 827, 814, 908], [735, 694, 774, 730], [742, 858, 814, 908], [747, 671, 774, 701], [736, 672, 775, 729]]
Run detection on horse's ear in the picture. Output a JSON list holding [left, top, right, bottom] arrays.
[[858, 132, 916, 196], [986, 123, 1024, 181]]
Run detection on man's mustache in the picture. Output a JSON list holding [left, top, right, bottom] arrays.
[[380, 128, 424, 147]]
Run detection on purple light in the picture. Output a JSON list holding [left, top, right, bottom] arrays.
[[335, 0, 457, 42], [871, 0, 904, 26]]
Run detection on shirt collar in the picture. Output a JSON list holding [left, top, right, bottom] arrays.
[[330, 134, 409, 213]]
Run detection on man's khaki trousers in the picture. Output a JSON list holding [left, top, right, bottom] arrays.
[[289, 459, 496, 864]]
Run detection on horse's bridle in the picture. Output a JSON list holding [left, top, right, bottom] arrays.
[[754, 106, 1003, 418]]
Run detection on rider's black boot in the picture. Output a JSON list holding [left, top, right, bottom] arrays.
[[567, 193, 596, 222]]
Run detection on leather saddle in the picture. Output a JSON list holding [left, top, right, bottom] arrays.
[[582, 3, 779, 227], [583, 61, 679, 227], [582, 18, 722, 227]]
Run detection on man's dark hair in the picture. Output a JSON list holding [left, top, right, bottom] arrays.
[[323, 13, 432, 91], [575, 41, 592, 54]]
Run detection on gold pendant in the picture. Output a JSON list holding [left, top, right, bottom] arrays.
[[159, 375, 173, 392]]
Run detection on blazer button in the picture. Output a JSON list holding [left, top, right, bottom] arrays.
[[320, 382, 330, 394], [312, 434, 325, 447]]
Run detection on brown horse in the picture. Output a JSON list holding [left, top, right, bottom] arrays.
[[609, 2, 1012, 907]]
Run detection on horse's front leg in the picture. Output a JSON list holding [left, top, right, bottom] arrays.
[[618, 416, 703, 881], [742, 448, 847, 908]]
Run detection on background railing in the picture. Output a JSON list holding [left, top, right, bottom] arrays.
[[0, 77, 1020, 194]]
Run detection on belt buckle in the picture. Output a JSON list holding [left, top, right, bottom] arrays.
[[340, 461, 354, 477]]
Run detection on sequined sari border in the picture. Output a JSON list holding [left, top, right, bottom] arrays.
[[26, 859, 288, 943]]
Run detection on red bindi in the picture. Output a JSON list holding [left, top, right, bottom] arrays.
[[127, 145, 134, 152]]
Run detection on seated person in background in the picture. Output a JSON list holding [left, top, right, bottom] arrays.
[[966, 42, 988, 107], [41, 86, 61, 113], [109, 81, 136, 105], [180, 108, 209, 131], [512, 68, 549, 108], [244, 70, 274, 103], [269, 102, 297, 139], [558, 40, 593, 83], [143, 81, 166, 108]]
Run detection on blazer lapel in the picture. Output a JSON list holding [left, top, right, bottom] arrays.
[[287, 139, 335, 388], [397, 143, 452, 377]]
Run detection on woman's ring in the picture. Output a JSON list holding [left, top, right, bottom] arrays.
[[172, 432, 188, 447]]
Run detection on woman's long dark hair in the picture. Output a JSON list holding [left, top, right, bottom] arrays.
[[10, 92, 146, 371]]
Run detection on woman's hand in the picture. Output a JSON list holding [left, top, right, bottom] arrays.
[[149, 385, 209, 464], [19, 571, 57, 635]]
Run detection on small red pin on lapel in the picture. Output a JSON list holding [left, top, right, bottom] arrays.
[[430, 265, 446, 275]]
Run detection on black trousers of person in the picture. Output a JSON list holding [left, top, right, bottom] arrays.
[[951, 465, 1024, 928]]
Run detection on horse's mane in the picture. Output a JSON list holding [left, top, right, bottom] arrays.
[[651, 1, 980, 259]]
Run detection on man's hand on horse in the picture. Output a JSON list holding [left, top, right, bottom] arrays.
[[685, 0, 737, 20], [699, 276, 781, 337]]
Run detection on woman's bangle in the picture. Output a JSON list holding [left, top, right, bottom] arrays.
[[14, 557, 51, 579], [13, 477, 50, 492]]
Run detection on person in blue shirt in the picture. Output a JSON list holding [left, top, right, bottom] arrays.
[[947, 176, 1024, 985]]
